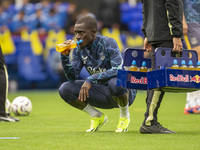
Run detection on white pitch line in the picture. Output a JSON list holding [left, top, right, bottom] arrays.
[[0, 137, 20, 139]]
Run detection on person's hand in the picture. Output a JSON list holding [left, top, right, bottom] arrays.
[[78, 81, 92, 101], [143, 37, 152, 52], [61, 40, 72, 55], [172, 37, 183, 52]]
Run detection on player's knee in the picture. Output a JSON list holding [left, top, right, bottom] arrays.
[[108, 78, 127, 96], [58, 82, 72, 103]]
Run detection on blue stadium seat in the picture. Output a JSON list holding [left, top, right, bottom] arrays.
[[120, 2, 132, 13], [121, 12, 131, 24], [4, 54, 17, 65], [46, 48, 61, 82], [130, 11, 143, 21], [136, 2, 143, 11], [120, 2, 143, 27], [14, 40, 32, 55], [128, 20, 143, 35], [17, 55, 47, 81]]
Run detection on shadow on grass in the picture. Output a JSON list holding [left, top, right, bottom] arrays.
[[71, 130, 139, 135], [175, 131, 200, 135]]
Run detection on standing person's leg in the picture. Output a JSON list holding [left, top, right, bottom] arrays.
[[140, 42, 175, 134], [0, 62, 19, 122], [0, 47, 7, 119], [0, 81, 7, 117], [0, 46, 19, 122]]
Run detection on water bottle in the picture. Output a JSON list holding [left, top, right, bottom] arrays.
[[171, 59, 179, 69], [139, 61, 148, 72], [129, 60, 138, 71], [179, 60, 188, 70], [56, 40, 82, 52], [196, 61, 200, 71], [187, 60, 194, 70]]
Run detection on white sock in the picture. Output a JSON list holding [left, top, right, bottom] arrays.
[[82, 104, 102, 118], [186, 92, 195, 102], [193, 90, 200, 101], [186, 92, 196, 108], [118, 103, 130, 118]]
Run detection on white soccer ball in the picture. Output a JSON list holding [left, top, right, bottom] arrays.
[[11, 96, 32, 116], [6, 99, 12, 114]]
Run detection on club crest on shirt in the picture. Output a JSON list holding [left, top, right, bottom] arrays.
[[100, 52, 105, 60], [81, 56, 88, 64]]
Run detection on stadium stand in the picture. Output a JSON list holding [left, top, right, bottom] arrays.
[[0, 1, 144, 89]]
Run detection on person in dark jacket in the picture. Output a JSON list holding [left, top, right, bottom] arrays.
[[140, 0, 183, 134]]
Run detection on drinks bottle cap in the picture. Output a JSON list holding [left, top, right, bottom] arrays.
[[142, 61, 146, 66], [132, 60, 136, 65], [77, 40, 83, 45], [173, 59, 177, 64], [181, 60, 186, 65], [188, 60, 193, 66], [197, 61, 200, 66]]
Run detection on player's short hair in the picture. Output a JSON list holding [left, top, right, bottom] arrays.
[[75, 16, 97, 31]]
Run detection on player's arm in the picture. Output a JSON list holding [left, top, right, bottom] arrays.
[[141, 0, 152, 52], [61, 47, 83, 82], [165, 0, 183, 38], [166, 0, 183, 52]]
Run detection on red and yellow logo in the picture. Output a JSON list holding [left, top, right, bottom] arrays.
[[190, 75, 200, 83]]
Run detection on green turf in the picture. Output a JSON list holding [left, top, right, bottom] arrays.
[[0, 90, 200, 150]]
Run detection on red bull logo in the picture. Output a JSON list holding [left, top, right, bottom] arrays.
[[131, 76, 147, 84], [190, 75, 200, 83], [170, 74, 200, 83], [169, 74, 189, 82]]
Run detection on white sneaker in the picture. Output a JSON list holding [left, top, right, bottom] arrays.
[[0, 115, 15, 122]]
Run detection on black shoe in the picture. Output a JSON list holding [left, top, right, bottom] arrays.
[[140, 123, 176, 134], [6, 114, 20, 122], [0, 115, 15, 122]]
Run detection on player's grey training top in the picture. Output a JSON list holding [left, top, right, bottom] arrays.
[[61, 34, 123, 85]]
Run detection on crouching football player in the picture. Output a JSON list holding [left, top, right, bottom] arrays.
[[58, 16, 137, 132]]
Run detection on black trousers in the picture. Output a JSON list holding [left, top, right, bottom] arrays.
[[143, 41, 173, 126], [0, 46, 7, 116]]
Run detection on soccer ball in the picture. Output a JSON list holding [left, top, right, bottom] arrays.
[[5, 99, 12, 114], [11, 96, 32, 116]]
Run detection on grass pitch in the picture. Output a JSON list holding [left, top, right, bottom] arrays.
[[0, 90, 200, 150]]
